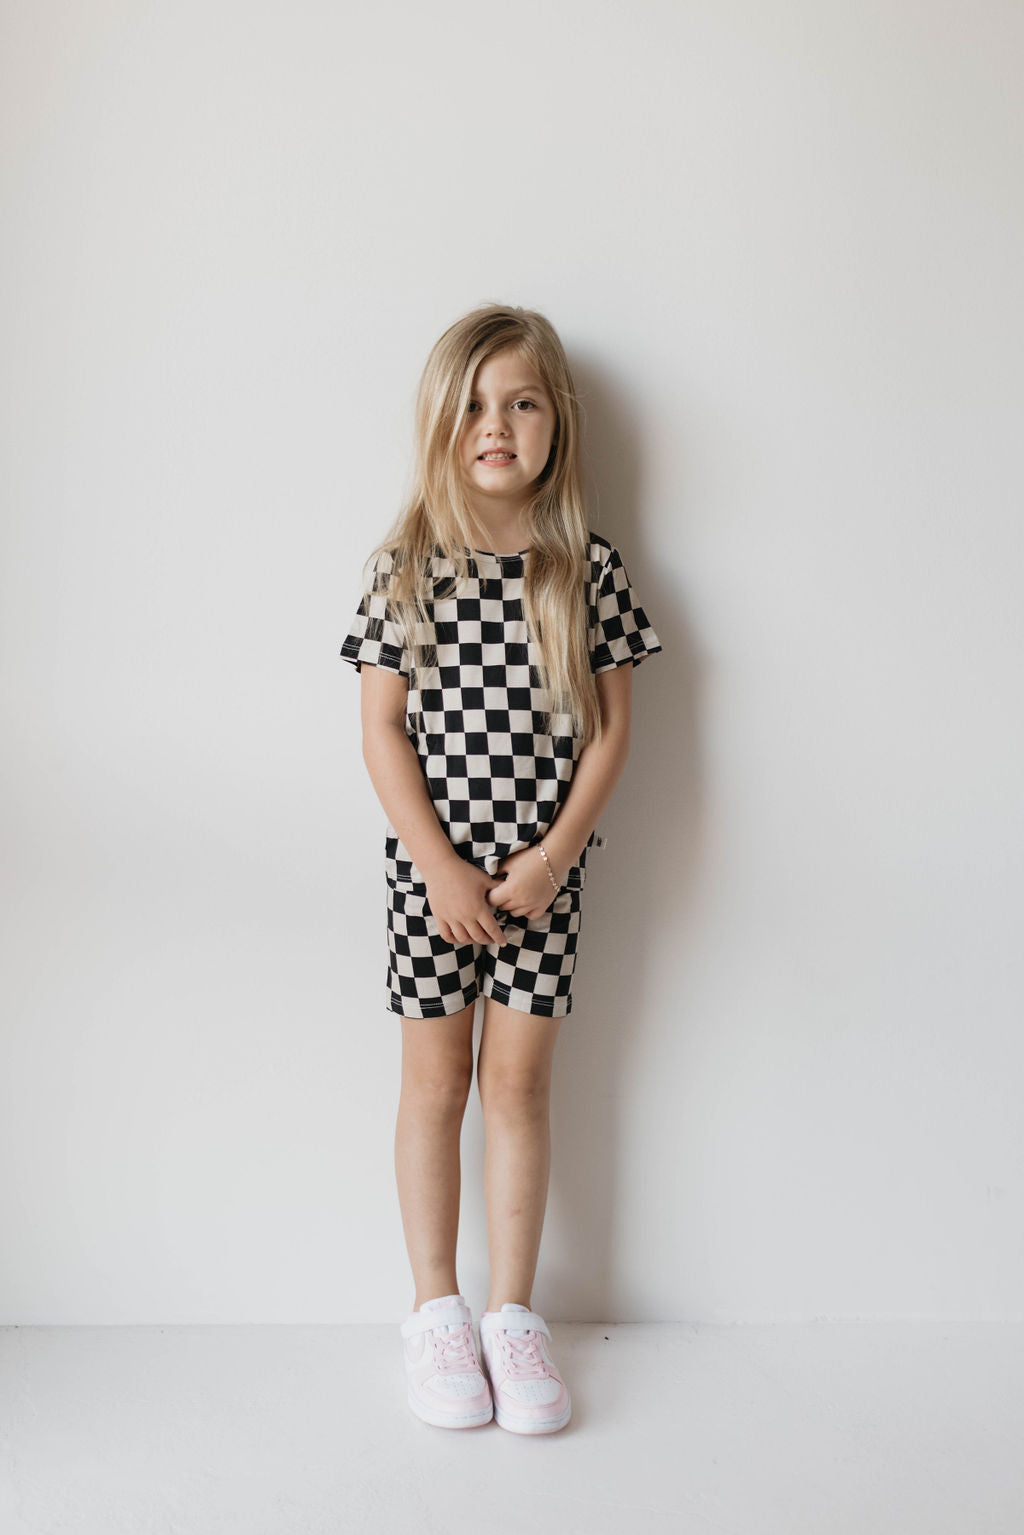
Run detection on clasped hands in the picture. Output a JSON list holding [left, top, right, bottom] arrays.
[[424, 845, 566, 949]]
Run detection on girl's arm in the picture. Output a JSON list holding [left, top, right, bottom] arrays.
[[541, 664, 633, 884], [359, 665, 463, 881]]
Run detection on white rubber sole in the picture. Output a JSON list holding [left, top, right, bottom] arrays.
[[492, 1398, 572, 1435], [407, 1386, 493, 1430]]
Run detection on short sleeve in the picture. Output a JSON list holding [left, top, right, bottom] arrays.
[[339, 549, 411, 678], [588, 545, 663, 673]]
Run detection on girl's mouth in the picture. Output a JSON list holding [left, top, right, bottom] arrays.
[[479, 453, 517, 465]]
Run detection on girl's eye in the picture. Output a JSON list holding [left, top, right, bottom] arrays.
[[466, 399, 539, 413]]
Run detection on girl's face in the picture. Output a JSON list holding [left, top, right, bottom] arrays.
[[457, 348, 557, 510]]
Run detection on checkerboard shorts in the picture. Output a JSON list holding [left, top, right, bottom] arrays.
[[385, 879, 583, 1019]]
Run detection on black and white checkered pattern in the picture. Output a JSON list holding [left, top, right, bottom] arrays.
[[340, 533, 662, 1017], [340, 533, 662, 887], [385, 882, 583, 1018]]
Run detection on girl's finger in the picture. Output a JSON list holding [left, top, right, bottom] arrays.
[[474, 915, 504, 945]]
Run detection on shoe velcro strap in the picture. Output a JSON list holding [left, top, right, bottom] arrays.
[[480, 1310, 550, 1340], [400, 1305, 470, 1339]]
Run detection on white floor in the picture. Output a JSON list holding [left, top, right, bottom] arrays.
[[1, 1322, 1020, 1535]]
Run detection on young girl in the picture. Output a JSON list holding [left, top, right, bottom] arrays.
[[339, 303, 662, 1434]]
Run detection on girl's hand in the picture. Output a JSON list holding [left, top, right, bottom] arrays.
[[485, 846, 565, 920], [425, 858, 509, 948]]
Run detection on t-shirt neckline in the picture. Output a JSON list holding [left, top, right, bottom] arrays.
[[466, 545, 532, 559]]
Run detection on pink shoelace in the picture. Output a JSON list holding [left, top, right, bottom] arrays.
[[497, 1329, 549, 1380], [430, 1322, 480, 1374]]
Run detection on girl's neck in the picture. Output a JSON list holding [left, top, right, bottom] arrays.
[[466, 510, 532, 557]]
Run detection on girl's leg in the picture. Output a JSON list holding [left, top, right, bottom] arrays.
[[395, 1003, 476, 1311], [476, 996, 562, 1311]]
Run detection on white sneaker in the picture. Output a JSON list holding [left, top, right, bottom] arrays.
[[400, 1294, 493, 1429], [479, 1302, 572, 1434]]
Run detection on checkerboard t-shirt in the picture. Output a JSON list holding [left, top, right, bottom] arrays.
[[339, 532, 662, 888]]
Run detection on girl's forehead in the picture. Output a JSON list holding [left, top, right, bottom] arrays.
[[469, 348, 548, 392]]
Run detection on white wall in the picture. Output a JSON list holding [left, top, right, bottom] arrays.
[[1, 0, 1021, 1324]]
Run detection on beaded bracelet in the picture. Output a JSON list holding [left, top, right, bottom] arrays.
[[537, 843, 561, 892]]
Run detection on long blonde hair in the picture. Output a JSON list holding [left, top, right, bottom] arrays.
[[361, 302, 603, 745]]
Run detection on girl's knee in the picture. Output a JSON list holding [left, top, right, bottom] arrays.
[[401, 1049, 474, 1116], [478, 1065, 551, 1120]]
